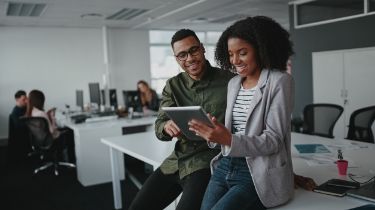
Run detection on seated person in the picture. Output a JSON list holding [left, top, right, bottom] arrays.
[[8, 90, 29, 163], [10, 90, 28, 128], [137, 80, 159, 112], [26, 90, 76, 163], [25, 90, 60, 138]]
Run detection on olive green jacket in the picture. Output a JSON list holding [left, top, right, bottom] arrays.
[[155, 61, 234, 178]]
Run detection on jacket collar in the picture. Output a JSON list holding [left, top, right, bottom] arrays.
[[183, 60, 213, 88]]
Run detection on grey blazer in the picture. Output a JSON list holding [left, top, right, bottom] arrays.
[[210, 69, 294, 208]]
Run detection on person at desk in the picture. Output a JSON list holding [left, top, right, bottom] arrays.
[[188, 16, 295, 209], [10, 90, 28, 128], [26, 90, 60, 138], [137, 80, 159, 112], [128, 29, 234, 210], [26, 90, 76, 163], [8, 90, 29, 163]]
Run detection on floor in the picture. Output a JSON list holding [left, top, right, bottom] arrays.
[[0, 145, 150, 210]]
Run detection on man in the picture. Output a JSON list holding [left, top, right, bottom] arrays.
[[8, 90, 29, 163], [10, 90, 27, 128], [129, 29, 234, 210]]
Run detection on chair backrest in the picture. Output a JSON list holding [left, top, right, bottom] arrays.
[[303, 103, 344, 138], [21, 117, 54, 150], [346, 106, 375, 143]]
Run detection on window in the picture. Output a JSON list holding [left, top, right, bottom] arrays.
[[149, 31, 221, 94], [370, 0, 375, 12], [293, 0, 372, 28]]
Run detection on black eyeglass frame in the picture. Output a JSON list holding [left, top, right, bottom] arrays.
[[175, 45, 201, 61]]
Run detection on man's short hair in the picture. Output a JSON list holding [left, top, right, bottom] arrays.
[[171, 29, 200, 47], [15, 90, 26, 99]]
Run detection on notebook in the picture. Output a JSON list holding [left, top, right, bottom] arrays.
[[313, 179, 359, 197], [347, 181, 375, 202], [294, 144, 330, 154]]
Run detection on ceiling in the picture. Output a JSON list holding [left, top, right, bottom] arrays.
[[0, 0, 292, 31]]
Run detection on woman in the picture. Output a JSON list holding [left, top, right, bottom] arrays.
[[26, 89, 60, 138], [189, 16, 294, 209], [137, 80, 159, 111]]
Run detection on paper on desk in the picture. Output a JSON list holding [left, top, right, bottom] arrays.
[[299, 154, 337, 166], [298, 154, 357, 167], [325, 142, 366, 151]]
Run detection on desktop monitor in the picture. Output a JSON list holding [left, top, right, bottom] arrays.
[[89, 83, 101, 108], [76, 90, 84, 111], [109, 89, 118, 108], [101, 89, 106, 106], [100, 89, 118, 108], [123, 90, 142, 112]]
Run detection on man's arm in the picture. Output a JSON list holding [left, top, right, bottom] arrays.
[[155, 80, 177, 141]]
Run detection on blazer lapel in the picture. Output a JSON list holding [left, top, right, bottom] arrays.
[[245, 69, 270, 121], [225, 76, 242, 130]]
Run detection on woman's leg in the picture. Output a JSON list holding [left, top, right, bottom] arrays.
[[200, 157, 231, 210], [212, 158, 265, 210]]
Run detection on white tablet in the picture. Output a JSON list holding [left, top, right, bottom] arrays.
[[162, 106, 214, 141]]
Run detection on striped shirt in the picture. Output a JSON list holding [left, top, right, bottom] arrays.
[[232, 86, 256, 134]]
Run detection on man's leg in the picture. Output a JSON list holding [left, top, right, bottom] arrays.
[[176, 168, 211, 210], [129, 168, 182, 210]]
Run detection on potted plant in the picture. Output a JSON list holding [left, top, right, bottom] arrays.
[[337, 149, 348, 175]]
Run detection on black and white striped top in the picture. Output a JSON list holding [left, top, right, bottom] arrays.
[[232, 86, 256, 134]]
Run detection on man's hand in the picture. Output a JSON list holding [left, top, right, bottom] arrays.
[[163, 120, 181, 137]]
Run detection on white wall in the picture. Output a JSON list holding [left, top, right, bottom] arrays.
[[0, 26, 150, 139], [108, 28, 151, 105]]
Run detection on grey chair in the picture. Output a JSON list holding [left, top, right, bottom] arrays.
[[346, 106, 375, 143], [302, 103, 344, 138], [22, 117, 75, 175]]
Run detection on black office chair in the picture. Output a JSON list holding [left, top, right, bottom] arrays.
[[22, 117, 75, 175], [346, 106, 375, 143], [7, 114, 31, 164], [302, 103, 344, 138]]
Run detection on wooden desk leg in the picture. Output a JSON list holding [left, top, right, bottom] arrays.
[[110, 147, 123, 210]]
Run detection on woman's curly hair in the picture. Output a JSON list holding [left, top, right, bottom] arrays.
[[215, 16, 293, 72]]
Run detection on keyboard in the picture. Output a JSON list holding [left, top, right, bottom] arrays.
[[97, 111, 116, 117], [85, 115, 118, 123]]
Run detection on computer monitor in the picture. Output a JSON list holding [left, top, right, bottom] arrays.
[[89, 83, 101, 108], [123, 90, 142, 112], [100, 89, 117, 109], [76, 90, 84, 111], [109, 89, 118, 108], [101, 89, 106, 106]]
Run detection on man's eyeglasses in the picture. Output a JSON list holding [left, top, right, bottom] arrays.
[[175, 45, 201, 61]]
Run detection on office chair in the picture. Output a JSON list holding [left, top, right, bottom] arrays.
[[7, 114, 30, 164], [302, 103, 344, 138], [346, 106, 375, 143], [22, 117, 75, 175]]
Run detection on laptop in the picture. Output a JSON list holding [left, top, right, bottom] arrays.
[[347, 181, 375, 202]]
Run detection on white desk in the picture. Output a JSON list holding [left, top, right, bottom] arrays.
[[275, 133, 375, 210], [102, 132, 375, 210], [65, 116, 156, 186], [101, 131, 175, 210]]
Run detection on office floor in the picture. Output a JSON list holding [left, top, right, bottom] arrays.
[[0, 145, 148, 210]]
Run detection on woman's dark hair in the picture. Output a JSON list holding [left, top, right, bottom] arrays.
[[215, 16, 293, 72], [26, 89, 45, 116], [171, 29, 200, 47], [137, 80, 149, 89]]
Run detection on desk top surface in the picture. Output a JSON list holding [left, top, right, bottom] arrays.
[[101, 132, 375, 209], [64, 116, 156, 130]]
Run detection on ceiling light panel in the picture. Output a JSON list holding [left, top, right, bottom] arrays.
[[106, 8, 149, 20], [6, 2, 46, 17]]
